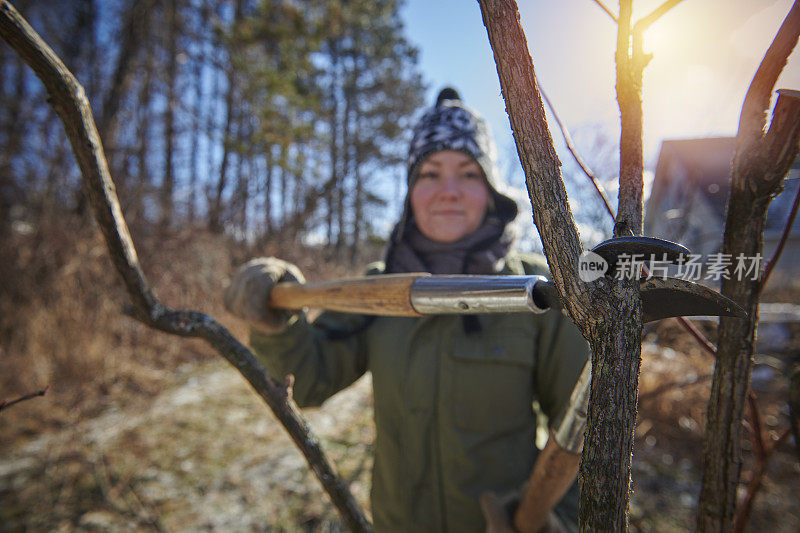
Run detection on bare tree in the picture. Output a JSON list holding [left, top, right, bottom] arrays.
[[698, 3, 800, 531], [478, 1, 688, 529]]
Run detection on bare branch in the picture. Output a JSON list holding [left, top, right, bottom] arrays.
[[479, 1, 644, 528], [537, 79, 616, 221], [676, 317, 717, 356], [0, 2, 371, 530], [0, 386, 49, 413], [732, 410, 792, 533], [737, 1, 800, 146], [633, 0, 684, 35], [591, 0, 618, 23], [477, 0, 598, 328], [699, 5, 800, 529], [615, 0, 645, 236], [638, 373, 710, 401]]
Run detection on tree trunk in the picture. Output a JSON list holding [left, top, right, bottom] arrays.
[[697, 8, 800, 522], [326, 41, 340, 248], [265, 146, 273, 234], [160, 0, 179, 229], [337, 76, 353, 255], [0, 54, 26, 231], [132, 30, 154, 226], [187, 7, 208, 225], [210, 67, 236, 232], [209, 0, 243, 233], [98, 0, 155, 147], [478, 2, 644, 530]]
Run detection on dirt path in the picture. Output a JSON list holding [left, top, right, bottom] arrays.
[[2, 340, 797, 531], [0, 361, 374, 531]]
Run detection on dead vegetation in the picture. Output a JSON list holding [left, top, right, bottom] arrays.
[[0, 214, 380, 445], [1, 217, 797, 530]]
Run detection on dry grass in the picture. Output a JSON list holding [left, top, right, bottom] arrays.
[[1, 217, 797, 530], [0, 215, 381, 445]]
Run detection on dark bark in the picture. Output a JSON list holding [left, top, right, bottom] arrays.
[[478, 1, 643, 529], [336, 76, 353, 254], [209, 64, 236, 232], [97, 0, 155, 145], [209, 0, 242, 233], [132, 35, 154, 225], [187, 5, 209, 224], [697, 5, 800, 528], [326, 43, 340, 248], [264, 146, 273, 233], [0, 54, 26, 231], [0, 2, 372, 530], [160, 0, 179, 229], [614, 0, 683, 236]]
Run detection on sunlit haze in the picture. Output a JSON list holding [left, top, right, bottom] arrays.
[[402, 0, 799, 198]]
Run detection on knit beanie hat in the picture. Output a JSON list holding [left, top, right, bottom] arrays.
[[393, 88, 518, 242]]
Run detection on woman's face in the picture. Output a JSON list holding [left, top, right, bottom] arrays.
[[410, 150, 490, 243]]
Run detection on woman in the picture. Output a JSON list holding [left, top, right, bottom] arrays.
[[224, 89, 589, 532]]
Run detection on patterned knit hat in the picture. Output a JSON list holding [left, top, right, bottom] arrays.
[[395, 88, 518, 240]]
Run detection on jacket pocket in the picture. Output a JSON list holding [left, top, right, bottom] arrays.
[[449, 327, 537, 432]]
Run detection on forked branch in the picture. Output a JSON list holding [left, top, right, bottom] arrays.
[[0, 2, 371, 530]]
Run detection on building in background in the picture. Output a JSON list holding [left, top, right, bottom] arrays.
[[644, 137, 800, 289]]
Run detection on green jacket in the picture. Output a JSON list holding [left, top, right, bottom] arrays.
[[250, 252, 590, 532]]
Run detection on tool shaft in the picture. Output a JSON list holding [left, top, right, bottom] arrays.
[[410, 275, 550, 315], [270, 274, 553, 316]]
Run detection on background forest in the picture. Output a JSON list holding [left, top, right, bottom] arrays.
[[0, 0, 426, 252]]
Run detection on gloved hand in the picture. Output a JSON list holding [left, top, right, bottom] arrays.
[[224, 257, 305, 334], [479, 489, 519, 533], [480, 483, 568, 533]]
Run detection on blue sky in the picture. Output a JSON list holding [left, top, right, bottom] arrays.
[[395, 0, 799, 244], [400, 0, 799, 177]]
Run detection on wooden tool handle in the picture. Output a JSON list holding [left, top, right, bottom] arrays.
[[268, 273, 428, 317]]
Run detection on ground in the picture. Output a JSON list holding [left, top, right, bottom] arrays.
[[1, 229, 797, 531], [1, 321, 797, 532]]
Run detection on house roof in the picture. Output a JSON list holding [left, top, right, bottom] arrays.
[[646, 136, 800, 237], [649, 137, 735, 221]]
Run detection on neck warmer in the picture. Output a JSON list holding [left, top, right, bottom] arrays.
[[385, 216, 514, 275]]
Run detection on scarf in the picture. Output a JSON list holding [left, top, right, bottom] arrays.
[[385, 216, 514, 275]]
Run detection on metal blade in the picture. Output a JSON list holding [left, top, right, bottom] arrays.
[[640, 277, 746, 322], [591, 236, 691, 270], [531, 278, 747, 323]]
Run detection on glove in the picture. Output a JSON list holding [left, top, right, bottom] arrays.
[[480, 489, 519, 533], [480, 483, 568, 533], [224, 257, 305, 334]]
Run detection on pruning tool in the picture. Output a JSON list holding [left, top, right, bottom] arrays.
[[269, 236, 746, 454]]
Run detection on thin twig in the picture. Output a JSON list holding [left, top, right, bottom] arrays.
[[747, 392, 766, 460], [591, 0, 618, 23], [633, 0, 684, 34], [537, 79, 616, 221], [733, 425, 792, 533], [676, 317, 717, 356], [0, 386, 49, 412], [639, 373, 711, 401], [761, 178, 800, 290]]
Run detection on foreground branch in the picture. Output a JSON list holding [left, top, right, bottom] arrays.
[[0, 2, 371, 530], [478, 1, 644, 530], [537, 80, 616, 221], [698, 2, 800, 530]]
